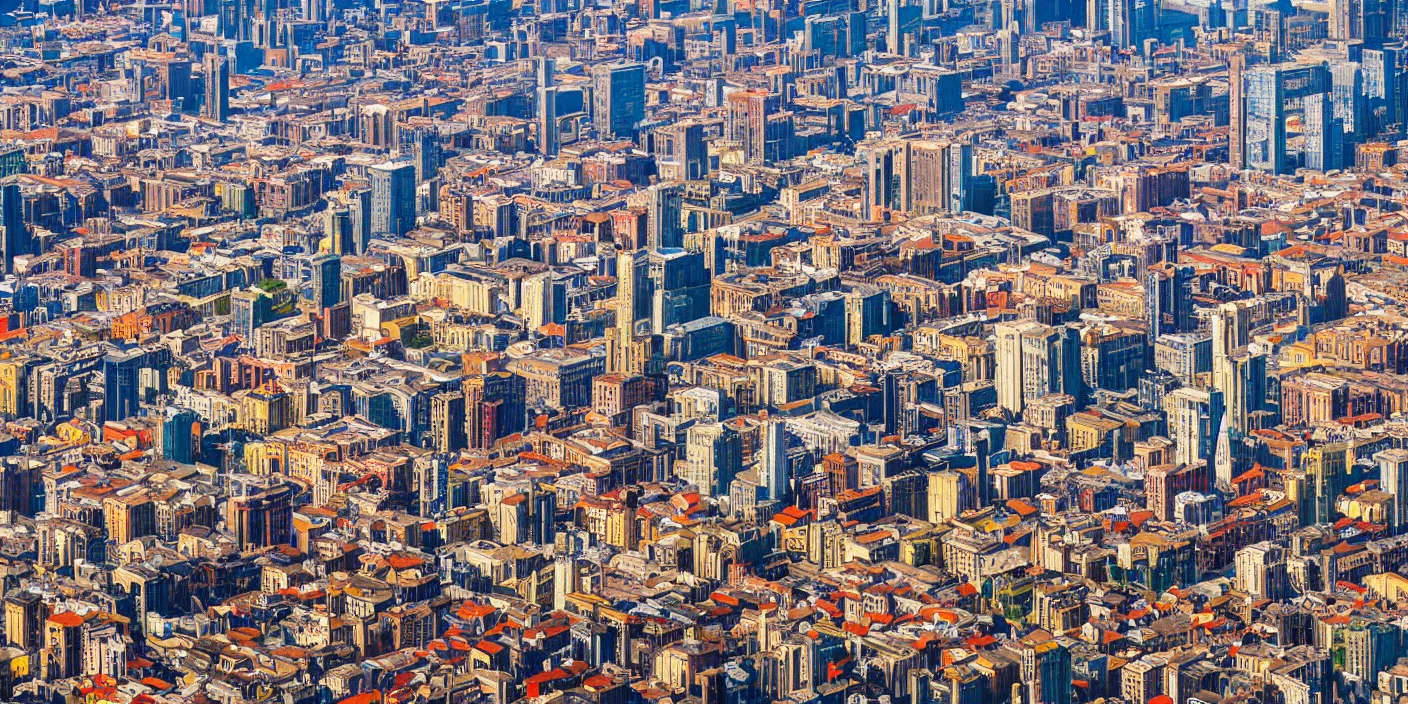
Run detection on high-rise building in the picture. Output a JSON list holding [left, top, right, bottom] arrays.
[[202, 51, 230, 122], [0, 181, 29, 275], [430, 391, 467, 453], [1245, 63, 1331, 174], [226, 476, 294, 550], [163, 59, 193, 111], [610, 249, 647, 373], [347, 187, 373, 254], [646, 184, 683, 250], [370, 161, 417, 236], [325, 207, 353, 255], [655, 121, 707, 181], [998, 321, 1083, 415], [1163, 387, 1224, 467], [522, 271, 557, 332], [650, 249, 710, 330], [161, 408, 202, 464], [103, 346, 172, 423], [1303, 91, 1342, 172], [1302, 442, 1353, 525], [1363, 44, 1407, 138], [592, 63, 646, 140], [397, 125, 442, 184], [1234, 542, 1289, 599], [310, 254, 342, 309], [1144, 262, 1194, 365], [1229, 55, 1245, 169], [866, 141, 910, 217], [4, 592, 42, 649], [888, 0, 902, 53], [1375, 449, 1408, 531], [761, 415, 788, 502], [727, 90, 785, 165], [682, 422, 743, 494], [1107, 0, 1156, 50], [1345, 619, 1402, 683]]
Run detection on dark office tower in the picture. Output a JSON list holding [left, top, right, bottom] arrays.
[[882, 372, 900, 436], [370, 162, 417, 236], [655, 122, 705, 181], [348, 187, 373, 253], [226, 477, 294, 550], [1087, 0, 1109, 30], [311, 254, 342, 309], [1144, 263, 1194, 367], [646, 184, 682, 250], [846, 11, 868, 55], [538, 86, 559, 156], [102, 346, 171, 423], [325, 207, 353, 255], [592, 63, 646, 141], [1229, 55, 1245, 169], [163, 60, 192, 111], [650, 249, 710, 330], [0, 182, 28, 276], [1108, 0, 1156, 49], [161, 408, 201, 465], [397, 125, 441, 184], [430, 391, 467, 453], [203, 52, 230, 122]]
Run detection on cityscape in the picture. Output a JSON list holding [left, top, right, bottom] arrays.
[[0, 0, 1403, 703]]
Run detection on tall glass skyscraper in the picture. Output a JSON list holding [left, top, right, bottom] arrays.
[[370, 161, 417, 237]]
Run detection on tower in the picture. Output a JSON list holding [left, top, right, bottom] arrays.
[[310, 254, 342, 309], [1229, 54, 1245, 170], [203, 51, 230, 122], [762, 414, 788, 502], [0, 181, 28, 275], [645, 184, 683, 251], [370, 162, 417, 236]]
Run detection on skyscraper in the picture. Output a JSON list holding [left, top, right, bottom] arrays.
[[1303, 91, 1342, 172], [0, 181, 29, 275], [347, 186, 373, 254], [1144, 262, 1194, 366], [103, 346, 172, 423], [397, 125, 442, 184], [370, 162, 417, 236], [592, 63, 646, 141], [888, 0, 902, 53], [682, 422, 743, 494], [1163, 387, 1224, 467], [325, 207, 353, 255], [537, 56, 559, 157], [203, 51, 230, 122], [611, 249, 640, 374], [311, 254, 342, 309], [1229, 54, 1245, 169], [162, 408, 202, 464], [646, 184, 683, 250], [762, 415, 788, 502], [1375, 449, 1408, 531], [1245, 63, 1331, 174]]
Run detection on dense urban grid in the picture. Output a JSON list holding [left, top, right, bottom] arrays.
[[2, 0, 1408, 702]]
